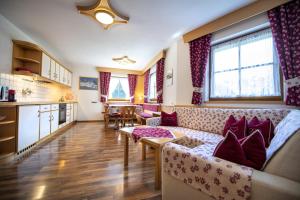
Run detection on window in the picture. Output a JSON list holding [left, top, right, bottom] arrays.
[[210, 28, 281, 100], [149, 66, 157, 100], [108, 76, 129, 100]]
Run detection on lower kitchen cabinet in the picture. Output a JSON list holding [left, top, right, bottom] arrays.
[[51, 110, 59, 133], [40, 111, 51, 139], [18, 105, 40, 152]]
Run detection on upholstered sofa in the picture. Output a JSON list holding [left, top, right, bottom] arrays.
[[146, 107, 300, 200], [136, 103, 161, 124]]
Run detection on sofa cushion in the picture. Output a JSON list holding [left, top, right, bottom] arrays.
[[241, 130, 266, 170], [143, 104, 159, 112], [213, 130, 246, 165], [248, 116, 274, 147], [223, 115, 247, 139], [161, 111, 178, 126], [139, 112, 152, 118], [264, 110, 300, 182]]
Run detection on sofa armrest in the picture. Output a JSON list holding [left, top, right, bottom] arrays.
[[251, 170, 300, 200], [146, 117, 161, 126], [162, 142, 253, 200]]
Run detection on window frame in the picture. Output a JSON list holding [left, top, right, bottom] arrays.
[[108, 75, 130, 102], [208, 28, 283, 102]]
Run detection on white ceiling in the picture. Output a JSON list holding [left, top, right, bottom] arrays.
[[0, 0, 254, 70]]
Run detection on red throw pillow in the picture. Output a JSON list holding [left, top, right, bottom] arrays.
[[248, 116, 274, 147], [161, 111, 178, 126], [213, 130, 246, 165], [223, 115, 247, 139], [241, 130, 266, 170]]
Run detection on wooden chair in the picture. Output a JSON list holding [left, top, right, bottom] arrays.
[[103, 105, 120, 129], [119, 106, 136, 127]]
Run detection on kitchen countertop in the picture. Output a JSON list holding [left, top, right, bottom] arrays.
[[0, 101, 78, 107]]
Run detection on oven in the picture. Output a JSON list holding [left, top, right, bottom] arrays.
[[59, 103, 67, 125]]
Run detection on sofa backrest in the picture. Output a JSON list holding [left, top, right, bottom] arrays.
[[162, 106, 291, 135], [143, 103, 160, 112], [264, 130, 300, 182]]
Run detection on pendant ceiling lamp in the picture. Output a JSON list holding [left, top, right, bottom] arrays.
[[77, 0, 129, 30]]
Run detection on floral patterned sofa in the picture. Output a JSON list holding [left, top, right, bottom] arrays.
[[146, 107, 300, 200]]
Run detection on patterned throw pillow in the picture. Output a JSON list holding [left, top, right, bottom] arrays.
[[248, 116, 274, 147], [223, 115, 247, 139], [161, 111, 178, 126]]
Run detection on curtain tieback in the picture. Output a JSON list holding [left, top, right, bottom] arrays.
[[285, 76, 300, 88], [157, 89, 163, 96], [101, 94, 108, 100], [193, 87, 204, 93], [144, 95, 148, 98], [130, 96, 134, 100]]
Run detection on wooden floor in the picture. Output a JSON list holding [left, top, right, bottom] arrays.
[[0, 122, 162, 200]]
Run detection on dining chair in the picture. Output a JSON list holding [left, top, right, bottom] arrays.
[[103, 105, 121, 129], [119, 106, 136, 127]]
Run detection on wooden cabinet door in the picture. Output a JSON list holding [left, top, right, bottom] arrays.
[[50, 59, 56, 81], [41, 53, 51, 79], [18, 106, 40, 152], [40, 111, 51, 139], [51, 110, 59, 133]]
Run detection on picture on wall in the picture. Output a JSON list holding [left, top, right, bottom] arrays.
[[79, 77, 98, 90]]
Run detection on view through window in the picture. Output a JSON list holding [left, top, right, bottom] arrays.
[[149, 66, 157, 100], [210, 28, 281, 99], [108, 76, 129, 99]]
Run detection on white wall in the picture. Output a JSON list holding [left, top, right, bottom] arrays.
[[0, 14, 34, 73], [72, 66, 103, 121]]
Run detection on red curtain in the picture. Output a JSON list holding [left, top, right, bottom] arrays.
[[156, 58, 165, 103], [268, 0, 300, 106], [99, 72, 111, 103], [144, 70, 150, 103], [128, 74, 137, 103], [189, 34, 212, 105]]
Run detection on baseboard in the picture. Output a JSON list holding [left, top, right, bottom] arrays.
[[77, 120, 103, 123]]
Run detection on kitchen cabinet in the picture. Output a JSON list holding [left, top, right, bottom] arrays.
[[51, 104, 59, 133], [59, 65, 65, 84], [73, 103, 78, 121], [41, 53, 51, 79], [18, 105, 40, 152], [51, 59, 59, 82], [39, 105, 51, 139]]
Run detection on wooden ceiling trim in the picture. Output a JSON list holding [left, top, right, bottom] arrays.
[[142, 50, 166, 74], [96, 66, 143, 75], [183, 0, 291, 43]]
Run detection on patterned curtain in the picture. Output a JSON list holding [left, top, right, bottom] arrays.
[[189, 34, 212, 105], [156, 58, 165, 103], [128, 74, 137, 103], [99, 72, 111, 103], [268, 0, 300, 106], [144, 70, 150, 103]]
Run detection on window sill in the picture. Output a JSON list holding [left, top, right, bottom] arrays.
[[108, 99, 130, 103]]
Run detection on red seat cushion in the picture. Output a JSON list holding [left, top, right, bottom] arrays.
[[241, 130, 266, 170], [223, 115, 247, 139], [161, 111, 178, 126], [213, 130, 246, 165], [248, 116, 274, 147], [139, 112, 153, 118]]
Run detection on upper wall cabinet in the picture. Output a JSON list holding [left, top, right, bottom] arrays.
[[12, 40, 72, 87]]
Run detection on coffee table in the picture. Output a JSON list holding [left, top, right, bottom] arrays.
[[119, 126, 185, 190]]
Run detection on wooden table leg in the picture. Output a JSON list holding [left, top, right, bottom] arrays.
[[124, 135, 129, 167], [142, 143, 146, 160], [155, 147, 161, 190]]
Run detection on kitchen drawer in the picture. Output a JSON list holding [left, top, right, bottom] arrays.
[[51, 104, 59, 110], [40, 105, 51, 112]]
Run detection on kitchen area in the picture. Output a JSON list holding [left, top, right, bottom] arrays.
[[0, 40, 78, 161]]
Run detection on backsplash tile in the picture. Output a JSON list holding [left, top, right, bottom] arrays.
[[0, 73, 72, 102]]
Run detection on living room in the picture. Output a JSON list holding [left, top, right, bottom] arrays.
[[0, 0, 299, 200]]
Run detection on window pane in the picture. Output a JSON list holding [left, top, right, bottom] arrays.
[[149, 72, 156, 99], [240, 65, 279, 97], [108, 77, 129, 99], [211, 70, 239, 97], [241, 37, 273, 67], [213, 46, 239, 72]]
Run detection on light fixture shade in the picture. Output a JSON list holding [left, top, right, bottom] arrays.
[[113, 56, 136, 65], [77, 0, 129, 30], [95, 11, 114, 25]]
